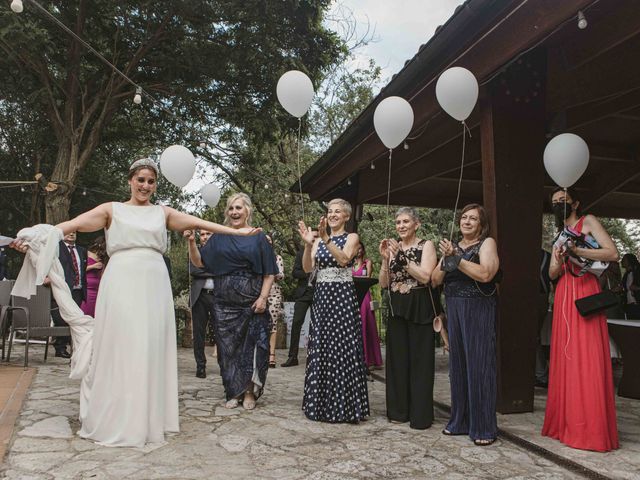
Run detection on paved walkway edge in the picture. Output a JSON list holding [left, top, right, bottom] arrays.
[[0, 367, 36, 462], [370, 371, 613, 480]]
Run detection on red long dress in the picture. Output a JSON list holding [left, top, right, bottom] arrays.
[[542, 217, 619, 452]]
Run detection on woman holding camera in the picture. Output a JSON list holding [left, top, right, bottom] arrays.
[[542, 187, 619, 452]]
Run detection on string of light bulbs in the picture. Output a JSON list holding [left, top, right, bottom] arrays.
[[8, 0, 307, 207]]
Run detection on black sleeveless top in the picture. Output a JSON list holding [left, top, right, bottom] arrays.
[[388, 239, 435, 324], [444, 239, 497, 298]]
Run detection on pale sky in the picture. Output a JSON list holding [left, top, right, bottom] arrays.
[[185, 1, 461, 205], [327, 0, 461, 84]]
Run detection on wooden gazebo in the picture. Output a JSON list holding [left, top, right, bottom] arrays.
[[299, 0, 640, 413]]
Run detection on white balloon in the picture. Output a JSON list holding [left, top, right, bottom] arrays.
[[543, 133, 590, 188], [373, 96, 414, 149], [436, 67, 479, 121], [200, 183, 221, 208], [276, 70, 314, 118], [159, 145, 196, 188]]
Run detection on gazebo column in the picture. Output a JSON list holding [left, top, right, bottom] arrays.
[[480, 49, 547, 414]]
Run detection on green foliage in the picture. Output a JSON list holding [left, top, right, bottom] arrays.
[[0, 0, 345, 222], [166, 232, 190, 298]]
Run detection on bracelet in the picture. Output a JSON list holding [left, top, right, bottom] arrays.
[[441, 254, 462, 272]]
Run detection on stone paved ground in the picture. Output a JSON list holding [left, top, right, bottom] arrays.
[[0, 346, 602, 479]]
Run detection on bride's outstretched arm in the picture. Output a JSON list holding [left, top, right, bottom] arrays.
[[56, 203, 111, 235], [164, 207, 259, 235]]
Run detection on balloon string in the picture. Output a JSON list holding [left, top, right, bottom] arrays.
[[296, 117, 305, 223], [385, 147, 395, 319], [449, 121, 470, 241]]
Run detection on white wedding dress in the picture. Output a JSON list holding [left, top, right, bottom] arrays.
[[78, 203, 179, 446], [13, 203, 179, 447]]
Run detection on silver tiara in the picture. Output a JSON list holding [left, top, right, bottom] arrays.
[[129, 157, 159, 175]]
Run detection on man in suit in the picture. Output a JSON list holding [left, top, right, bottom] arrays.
[[185, 229, 215, 378], [281, 240, 316, 367], [50, 231, 87, 358]]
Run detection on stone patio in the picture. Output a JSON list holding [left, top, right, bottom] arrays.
[[0, 345, 637, 479]]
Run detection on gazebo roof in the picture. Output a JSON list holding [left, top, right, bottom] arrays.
[[300, 0, 640, 218]]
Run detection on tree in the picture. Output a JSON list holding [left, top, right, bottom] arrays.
[[0, 0, 345, 223]]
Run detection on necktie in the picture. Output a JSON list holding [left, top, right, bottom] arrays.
[[68, 245, 80, 287]]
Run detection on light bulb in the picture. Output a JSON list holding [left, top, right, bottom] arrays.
[[347, 179, 352, 186], [133, 86, 142, 104], [370, 162, 375, 170], [10, 0, 24, 13], [20, 186, 25, 192], [404, 142, 409, 150], [577, 11, 587, 30], [82, 188, 87, 196]]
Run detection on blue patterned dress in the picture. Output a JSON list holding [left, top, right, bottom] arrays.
[[303, 233, 370, 423]]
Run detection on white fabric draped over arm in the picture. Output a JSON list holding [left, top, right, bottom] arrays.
[[11, 225, 94, 384]]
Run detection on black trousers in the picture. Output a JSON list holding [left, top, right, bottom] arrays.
[[51, 288, 83, 350], [192, 291, 215, 368], [287, 287, 313, 359], [385, 315, 435, 429]]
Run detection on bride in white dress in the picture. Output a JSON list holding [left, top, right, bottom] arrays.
[[11, 158, 256, 447]]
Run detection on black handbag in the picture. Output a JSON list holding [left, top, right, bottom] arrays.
[[574, 290, 619, 317]]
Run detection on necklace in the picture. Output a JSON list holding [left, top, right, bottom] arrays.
[[401, 237, 421, 250], [459, 238, 480, 249]]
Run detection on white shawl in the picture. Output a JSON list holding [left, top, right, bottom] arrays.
[[12, 224, 93, 381]]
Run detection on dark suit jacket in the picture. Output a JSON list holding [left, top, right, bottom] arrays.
[[0, 248, 7, 280], [189, 249, 215, 307], [292, 248, 312, 300], [58, 241, 88, 301]]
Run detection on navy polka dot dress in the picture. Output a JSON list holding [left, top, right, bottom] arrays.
[[303, 233, 370, 423]]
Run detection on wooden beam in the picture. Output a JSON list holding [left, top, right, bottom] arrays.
[[566, 87, 640, 132], [481, 48, 548, 414], [305, 0, 593, 199], [589, 143, 637, 164], [558, 0, 640, 71], [357, 135, 482, 204], [362, 183, 483, 208], [583, 149, 640, 210], [547, 33, 640, 113]]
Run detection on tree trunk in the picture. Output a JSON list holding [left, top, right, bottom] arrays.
[[45, 191, 73, 226], [44, 141, 78, 225]]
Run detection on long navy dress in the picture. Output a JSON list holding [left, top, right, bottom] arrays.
[[443, 240, 497, 441], [200, 233, 277, 401], [303, 233, 370, 423]]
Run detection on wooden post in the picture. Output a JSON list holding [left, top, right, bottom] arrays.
[[480, 48, 547, 413]]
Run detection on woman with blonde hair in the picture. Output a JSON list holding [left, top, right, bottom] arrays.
[[190, 193, 278, 410], [298, 198, 369, 423]]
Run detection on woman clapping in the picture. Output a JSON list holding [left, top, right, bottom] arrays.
[[431, 204, 499, 446], [298, 198, 369, 423], [379, 207, 437, 429]]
